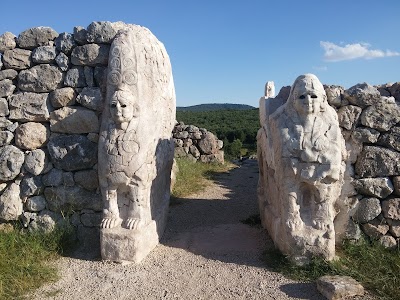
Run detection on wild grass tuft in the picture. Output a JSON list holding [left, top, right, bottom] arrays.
[[264, 238, 400, 300], [171, 158, 232, 198], [0, 224, 75, 300]]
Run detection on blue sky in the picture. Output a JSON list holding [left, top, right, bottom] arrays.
[[1, 0, 399, 107]]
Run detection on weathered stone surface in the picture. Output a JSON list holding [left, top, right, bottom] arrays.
[[76, 87, 103, 111], [189, 144, 200, 158], [378, 126, 400, 152], [388, 219, 400, 237], [20, 175, 44, 197], [200, 152, 224, 164], [0, 145, 24, 182], [0, 69, 18, 81], [81, 211, 102, 227], [49, 87, 77, 108], [337, 105, 362, 130], [9, 92, 50, 121], [361, 219, 389, 239], [351, 127, 380, 144], [86, 21, 118, 44], [24, 149, 51, 175], [42, 168, 63, 187], [17, 27, 58, 49], [388, 82, 400, 102], [2, 48, 31, 70], [94, 66, 107, 87], [317, 275, 364, 300], [55, 32, 77, 54], [324, 85, 344, 107], [15, 122, 50, 150], [0, 79, 16, 97], [73, 26, 87, 45], [84, 66, 94, 87], [74, 169, 98, 191], [0, 131, 13, 146], [198, 132, 219, 155], [174, 131, 189, 139], [50, 106, 99, 133], [0, 117, 12, 129], [394, 176, 400, 196], [47, 134, 97, 171], [352, 197, 382, 223], [31, 46, 57, 63], [71, 44, 110, 66], [62, 172, 75, 187], [99, 25, 176, 263], [55, 52, 69, 71], [25, 195, 46, 212], [258, 74, 345, 263], [382, 198, 400, 220], [0, 183, 22, 221], [360, 102, 400, 131], [343, 83, 381, 108], [0, 98, 9, 117], [0, 32, 16, 53], [29, 210, 62, 232], [353, 177, 394, 198], [355, 146, 400, 177], [64, 66, 86, 87], [44, 186, 102, 212], [87, 133, 99, 143], [379, 235, 397, 249], [18, 64, 63, 92]]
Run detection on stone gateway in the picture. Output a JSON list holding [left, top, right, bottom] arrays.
[[98, 25, 176, 263]]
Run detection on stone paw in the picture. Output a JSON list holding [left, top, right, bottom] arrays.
[[100, 217, 122, 229], [286, 219, 303, 231], [125, 218, 147, 230], [313, 220, 331, 231]]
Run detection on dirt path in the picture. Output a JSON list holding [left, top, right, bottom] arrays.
[[31, 160, 333, 299]]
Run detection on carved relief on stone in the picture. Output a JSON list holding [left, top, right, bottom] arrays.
[[98, 24, 176, 263], [257, 74, 346, 264]]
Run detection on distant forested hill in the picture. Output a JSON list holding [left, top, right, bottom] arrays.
[[177, 103, 255, 112]]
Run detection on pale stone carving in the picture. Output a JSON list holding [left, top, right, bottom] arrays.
[[99, 24, 175, 263], [257, 74, 346, 264]]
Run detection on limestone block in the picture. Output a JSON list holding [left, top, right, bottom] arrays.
[[94, 66, 107, 87], [49, 87, 77, 108], [0, 117, 12, 129], [15, 122, 50, 150], [50, 106, 99, 134], [0, 131, 13, 146], [25, 195, 47, 212], [173, 138, 183, 147], [355, 146, 400, 177], [189, 145, 200, 158], [0, 79, 16, 97], [24, 149, 51, 175], [257, 74, 345, 263], [47, 134, 97, 171], [18, 64, 63, 92], [98, 24, 176, 263], [352, 197, 381, 223], [393, 176, 400, 196], [31, 46, 57, 64], [351, 127, 380, 144], [0, 69, 18, 81], [388, 82, 400, 102], [55, 52, 69, 71], [353, 177, 394, 198], [8, 92, 50, 121], [44, 186, 102, 212], [29, 210, 61, 233], [55, 32, 77, 54], [81, 211, 102, 227], [200, 152, 224, 164], [71, 44, 110, 66], [0, 183, 23, 221], [2, 48, 32, 70], [0, 32, 16, 53], [86, 21, 118, 44], [378, 126, 400, 152], [74, 169, 98, 191], [174, 131, 189, 139], [0, 145, 24, 182], [20, 175, 44, 198], [388, 219, 400, 237], [42, 168, 63, 187], [17, 27, 58, 49], [361, 219, 389, 239], [198, 132, 219, 154], [324, 85, 344, 108], [87, 133, 99, 143], [337, 105, 362, 130], [317, 275, 364, 300], [382, 198, 400, 220], [76, 87, 103, 111], [379, 235, 397, 249], [84, 66, 94, 87], [186, 125, 199, 133], [360, 102, 400, 131], [62, 172, 75, 187], [343, 83, 381, 108], [64, 66, 86, 87], [73, 26, 88, 45]]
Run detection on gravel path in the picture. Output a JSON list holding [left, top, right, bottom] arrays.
[[30, 160, 369, 300]]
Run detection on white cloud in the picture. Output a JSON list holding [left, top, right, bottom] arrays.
[[320, 41, 400, 62]]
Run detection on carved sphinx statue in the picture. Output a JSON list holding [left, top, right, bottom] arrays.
[[99, 25, 176, 263], [257, 74, 346, 264]]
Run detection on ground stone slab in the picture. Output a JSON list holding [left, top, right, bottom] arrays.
[[382, 198, 400, 220], [15, 122, 50, 150], [353, 177, 394, 198], [0, 183, 23, 221], [18, 64, 63, 92], [17, 26, 58, 49], [0, 145, 25, 182], [2, 48, 32, 70], [47, 134, 97, 171], [352, 197, 382, 223], [316, 275, 364, 300], [360, 102, 400, 132], [8, 92, 50, 122], [50, 106, 99, 134], [355, 146, 400, 177], [71, 44, 110, 66]]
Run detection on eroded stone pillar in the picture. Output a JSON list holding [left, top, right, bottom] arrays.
[[257, 74, 346, 264], [99, 25, 176, 263]]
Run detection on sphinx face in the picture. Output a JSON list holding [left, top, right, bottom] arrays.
[[291, 76, 326, 116], [110, 90, 139, 124]]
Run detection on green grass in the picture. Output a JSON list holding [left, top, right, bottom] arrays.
[[264, 238, 400, 300], [0, 224, 75, 300], [171, 158, 232, 198]]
